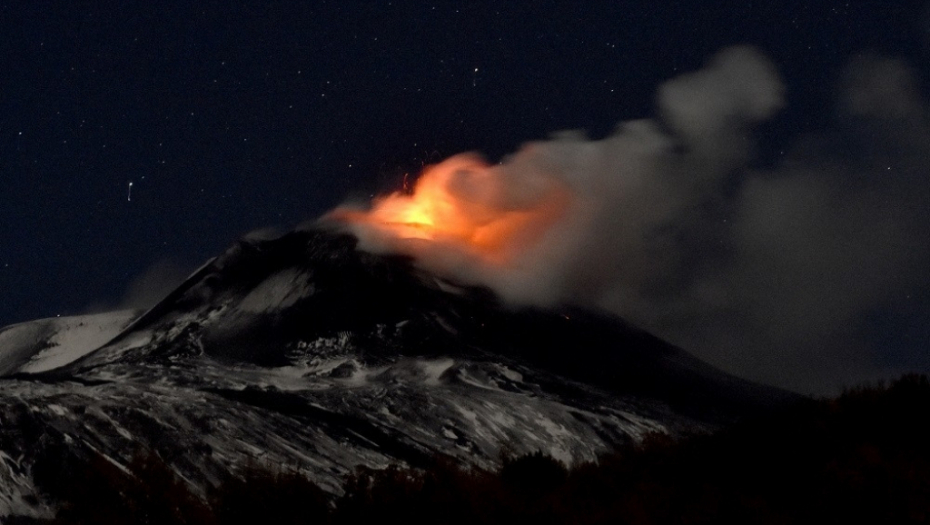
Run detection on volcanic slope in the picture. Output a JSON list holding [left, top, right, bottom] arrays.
[[0, 227, 794, 518]]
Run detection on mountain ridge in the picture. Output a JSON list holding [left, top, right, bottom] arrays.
[[0, 226, 797, 519]]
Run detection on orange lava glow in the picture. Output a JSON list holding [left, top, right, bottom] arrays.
[[329, 154, 571, 265]]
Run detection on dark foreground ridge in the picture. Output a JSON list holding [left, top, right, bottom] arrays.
[[0, 227, 795, 519], [9, 374, 927, 525]]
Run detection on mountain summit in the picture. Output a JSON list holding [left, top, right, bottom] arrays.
[[0, 227, 793, 518]]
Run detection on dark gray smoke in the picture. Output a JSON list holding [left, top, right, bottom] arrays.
[[337, 47, 930, 394], [85, 259, 192, 314]]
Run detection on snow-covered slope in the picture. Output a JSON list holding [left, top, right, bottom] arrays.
[[0, 228, 795, 518], [0, 310, 138, 376]]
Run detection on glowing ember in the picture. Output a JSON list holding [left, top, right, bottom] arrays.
[[328, 153, 571, 265]]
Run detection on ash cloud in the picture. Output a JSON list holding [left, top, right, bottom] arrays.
[[85, 259, 192, 313], [337, 47, 930, 394]]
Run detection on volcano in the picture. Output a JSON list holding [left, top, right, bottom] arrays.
[[0, 227, 793, 518]]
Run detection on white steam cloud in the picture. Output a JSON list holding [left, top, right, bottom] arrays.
[[335, 47, 930, 395]]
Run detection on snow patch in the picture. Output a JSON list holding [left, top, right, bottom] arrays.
[[608, 409, 668, 440], [23, 312, 137, 372], [421, 358, 454, 385], [499, 366, 523, 383], [239, 268, 314, 313]]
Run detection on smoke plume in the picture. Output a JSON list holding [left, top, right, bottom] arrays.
[[329, 47, 930, 394]]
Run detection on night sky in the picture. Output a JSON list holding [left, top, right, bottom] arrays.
[[2, 1, 928, 393]]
